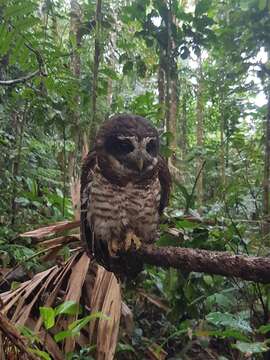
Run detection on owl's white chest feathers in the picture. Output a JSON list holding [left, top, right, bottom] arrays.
[[83, 166, 161, 247]]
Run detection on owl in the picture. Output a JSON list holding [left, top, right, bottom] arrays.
[[80, 114, 171, 278]]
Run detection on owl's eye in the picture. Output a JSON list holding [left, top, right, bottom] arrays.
[[115, 139, 134, 154], [105, 136, 134, 155], [146, 139, 157, 155]]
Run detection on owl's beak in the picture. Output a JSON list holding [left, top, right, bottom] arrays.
[[136, 157, 144, 172]]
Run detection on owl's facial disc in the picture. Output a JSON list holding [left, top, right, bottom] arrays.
[[104, 135, 158, 175]]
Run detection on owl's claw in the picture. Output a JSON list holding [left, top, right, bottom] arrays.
[[125, 232, 142, 251], [108, 238, 120, 257]]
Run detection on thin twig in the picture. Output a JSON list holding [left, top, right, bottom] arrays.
[[0, 70, 40, 86], [186, 160, 206, 212]]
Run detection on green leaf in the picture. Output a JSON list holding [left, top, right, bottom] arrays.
[[206, 293, 232, 309], [55, 301, 81, 316], [54, 330, 72, 343], [29, 349, 52, 360], [203, 275, 213, 286], [123, 61, 134, 74], [258, 0, 267, 10], [100, 67, 119, 80], [18, 325, 41, 344], [232, 341, 268, 354], [206, 312, 252, 333], [160, 145, 174, 158], [161, 131, 174, 143], [39, 307, 55, 330], [195, 0, 212, 16], [4, 3, 35, 18], [157, 233, 180, 247], [11, 281, 21, 290], [116, 343, 136, 353], [204, 329, 249, 341], [176, 220, 199, 229], [54, 313, 109, 343], [68, 312, 110, 333], [15, 17, 39, 31], [258, 324, 270, 334], [239, 0, 251, 11]]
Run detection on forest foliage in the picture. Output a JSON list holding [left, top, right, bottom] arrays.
[[1, 0, 270, 359]]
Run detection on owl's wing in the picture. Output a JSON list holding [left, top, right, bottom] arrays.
[[80, 151, 97, 256], [158, 156, 172, 215]]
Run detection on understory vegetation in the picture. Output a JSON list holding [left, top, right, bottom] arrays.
[[1, 0, 270, 359]]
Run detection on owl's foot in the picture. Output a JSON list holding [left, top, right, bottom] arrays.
[[108, 238, 120, 257], [124, 232, 142, 251]]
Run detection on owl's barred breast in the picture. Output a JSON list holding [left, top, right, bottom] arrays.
[[84, 165, 161, 253]]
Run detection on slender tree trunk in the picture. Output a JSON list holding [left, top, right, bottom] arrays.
[[89, 0, 102, 146], [69, 0, 82, 159], [10, 107, 27, 226], [169, 65, 178, 160], [158, 54, 166, 128], [220, 94, 226, 189], [165, 9, 171, 142], [164, 1, 179, 171], [179, 85, 187, 158], [263, 91, 270, 232], [225, 117, 229, 168], [69, 0, 83, 220], [107, 31, 116, 110], [196, 58, 204, 209]]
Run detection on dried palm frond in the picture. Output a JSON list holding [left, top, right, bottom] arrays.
[[0, 220, 133, 359], [20, 220, 80, 241], [89, 266, 121, 360]]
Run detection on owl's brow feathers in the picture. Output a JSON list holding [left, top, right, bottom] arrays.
[[96, 114, 158, 144]]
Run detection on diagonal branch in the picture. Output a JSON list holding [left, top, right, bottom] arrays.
[[131, 245, 270, 284], [0, 312, 40, 360]]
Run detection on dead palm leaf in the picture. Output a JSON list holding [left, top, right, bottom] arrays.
[[0, 220, 134, 359]]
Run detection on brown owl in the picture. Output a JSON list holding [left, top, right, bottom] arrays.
[[80, 114, 171, 278]]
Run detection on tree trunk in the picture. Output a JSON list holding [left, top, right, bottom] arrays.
[[158, 54, 166, 128], [196, 57, 204, 209], [10, 108, 27, 226], [220, 95, 226, 189], [89, 0, 102, 147], [164, 3, 178, 162], [169, 66, 178, 161], [107, 31, 116, 111], [165, 11, 171, 143], [69, 0, 84, 219], [179, 86, 188, 158], [263, 90, 270, 232]]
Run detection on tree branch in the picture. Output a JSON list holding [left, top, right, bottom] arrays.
[[0, 312, 40, 360], [131, 245, 270, 284], [0, 25, 47, 86], [18, 220, 270, 284], [0, 70, 40, 86]]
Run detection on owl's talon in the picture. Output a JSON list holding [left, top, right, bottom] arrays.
[[124, 232, 132, 251], [133, 235, 142, 249], [124, 232, 141, 251], [108, 238, 119, 256]]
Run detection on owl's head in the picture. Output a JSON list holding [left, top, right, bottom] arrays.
[[95, 114, 160, 183]]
